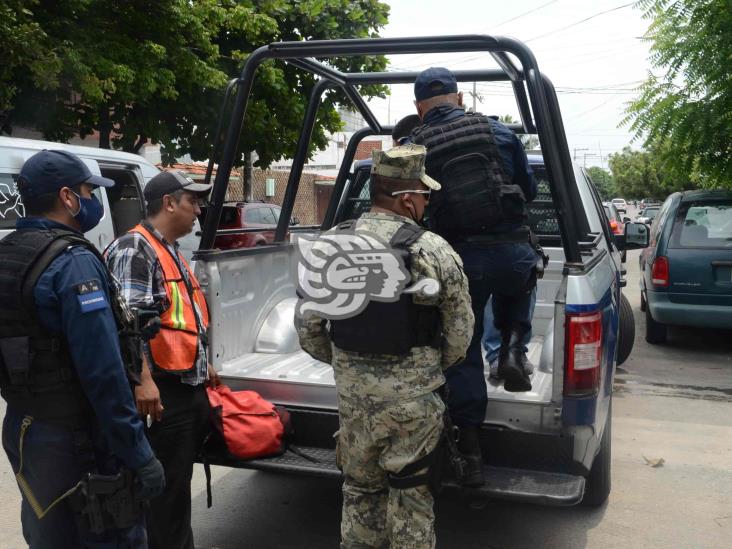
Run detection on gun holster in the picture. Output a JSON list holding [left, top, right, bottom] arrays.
[[70, 470, 143, 535], [434, 386, 468, 491]]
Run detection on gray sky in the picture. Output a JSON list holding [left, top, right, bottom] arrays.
[[366, 0, 652, 168]]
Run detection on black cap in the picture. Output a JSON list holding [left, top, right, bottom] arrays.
[[17, 150, 115, 199], [414, 67, 458, 101], [143, 171, 212, 202]]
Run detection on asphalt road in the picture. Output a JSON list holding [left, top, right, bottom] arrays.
[[0, 222, 730, 548]]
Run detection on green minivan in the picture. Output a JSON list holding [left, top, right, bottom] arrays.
[[640, 190, 732, 343]]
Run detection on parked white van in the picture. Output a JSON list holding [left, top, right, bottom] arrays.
[[0, 136, 201, 260]]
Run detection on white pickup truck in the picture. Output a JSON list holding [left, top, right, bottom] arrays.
[[196, 35, 649, 507]]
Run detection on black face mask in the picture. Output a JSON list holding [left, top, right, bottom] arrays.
[[406, 199, 428, 228]]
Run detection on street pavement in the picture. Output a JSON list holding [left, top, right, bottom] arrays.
[[0, 220, 730, 548]]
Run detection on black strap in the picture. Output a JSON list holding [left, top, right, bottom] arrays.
[[387, 446, 439, 489], [203, 458, 212, 509], [389, 222, 425, 250]]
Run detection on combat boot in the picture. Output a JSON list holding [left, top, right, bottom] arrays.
[[497, 329, 532, 392], [457, 426, 485, 487]]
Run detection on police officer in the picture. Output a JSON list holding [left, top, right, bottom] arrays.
[[410, 67, 539, 486], [297, 145, 473, 549], [0, 150, 165, 548]]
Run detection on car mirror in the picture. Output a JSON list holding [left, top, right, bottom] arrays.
[[623, 217, 631, 223], [620, 222, 649, 250]]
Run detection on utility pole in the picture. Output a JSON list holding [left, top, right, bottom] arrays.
[[573, 147, 589, 161]]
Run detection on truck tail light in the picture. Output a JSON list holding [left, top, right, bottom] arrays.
[[564, 311, 602, 396], [651, 256, 669, 287]]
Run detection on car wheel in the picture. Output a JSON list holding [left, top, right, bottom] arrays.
[[582, 400, 612, 507], [645, 304, 667, 344], [616, 294, 635, 366]]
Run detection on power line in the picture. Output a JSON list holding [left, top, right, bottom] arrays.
[[487, 0, 559, 30], [526, 2, 636, 42]]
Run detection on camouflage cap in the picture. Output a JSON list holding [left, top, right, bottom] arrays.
[[371, 144, 441, 190]]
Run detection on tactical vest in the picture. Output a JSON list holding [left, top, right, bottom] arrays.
[[0, 228, 128, 424], [412, 112, 527, 240], [329, 221, 441, 355]]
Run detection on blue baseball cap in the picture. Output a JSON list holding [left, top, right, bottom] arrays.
[[414, 67, 458, 101], [17, 150, 115, 199]]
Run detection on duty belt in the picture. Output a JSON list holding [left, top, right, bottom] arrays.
[[456, 226, 531, 245]]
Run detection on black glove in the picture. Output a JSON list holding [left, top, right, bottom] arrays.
[[139, 316, 162, 341], [135, 457, 165, 500]]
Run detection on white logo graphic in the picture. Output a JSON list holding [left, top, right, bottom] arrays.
[[0, 183, 25, 220], [295, 230, 440, 320]]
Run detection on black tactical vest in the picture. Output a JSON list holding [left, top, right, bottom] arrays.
[[329, 221, 441, 355], [412, 112, 527, 241], [0, 228, 109, 424]]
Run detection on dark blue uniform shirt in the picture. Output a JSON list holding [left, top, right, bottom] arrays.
[[15, 217, 153, 470], [422, 104, 537, 233]]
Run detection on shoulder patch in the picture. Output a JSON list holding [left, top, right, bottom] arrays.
[[76, 280, 107, 313]]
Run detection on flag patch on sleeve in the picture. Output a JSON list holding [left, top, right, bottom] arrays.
[[76, 280, 107, 313]]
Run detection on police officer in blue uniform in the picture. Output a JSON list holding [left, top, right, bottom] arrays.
[[410, 67, 539, 487], [0, 150, 165, 548]]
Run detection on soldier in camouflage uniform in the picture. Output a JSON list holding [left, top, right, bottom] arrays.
[[297, 145, 473, 549]]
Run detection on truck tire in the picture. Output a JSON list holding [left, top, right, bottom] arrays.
[[616, 294, 635, 365], [645, 304, 667, 344], [582, 401, 612, 507]]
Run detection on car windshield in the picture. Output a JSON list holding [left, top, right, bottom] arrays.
[[671, 200, 732, 248]]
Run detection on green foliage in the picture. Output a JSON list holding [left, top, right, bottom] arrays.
[[585, 166, 617, 201], [607, 145, 696, 200], [0, 0, 390, 167], [625, 0, 732, 187]]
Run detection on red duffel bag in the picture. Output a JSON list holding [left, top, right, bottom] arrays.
[[206, 384, 290, 460]]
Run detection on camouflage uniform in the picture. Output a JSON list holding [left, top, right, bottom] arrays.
[[297, 146, 474, 549]]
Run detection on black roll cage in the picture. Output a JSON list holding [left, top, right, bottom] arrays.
[[199, 35, 590, 263]]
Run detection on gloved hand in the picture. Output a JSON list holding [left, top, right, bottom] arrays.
[[135, 456, 165, 499], [140, 316, 162, 341]]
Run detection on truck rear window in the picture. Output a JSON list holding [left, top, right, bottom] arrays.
[[670, 201, 732, 249]]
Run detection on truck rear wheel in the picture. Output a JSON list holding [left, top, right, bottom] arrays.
[[582, 401, 612, 507], [616, 294, 635, 366], [645, 305, 667, 344]]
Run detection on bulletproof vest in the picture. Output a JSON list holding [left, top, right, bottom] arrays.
[[412, 112, 527, 240], [0, 228, 120, 424], [329, 221, 441, 355]]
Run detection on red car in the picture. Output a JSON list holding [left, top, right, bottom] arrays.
[[206, 202, 287, 249]]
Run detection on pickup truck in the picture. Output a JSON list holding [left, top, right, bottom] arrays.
[[196, 35, 648, 507]]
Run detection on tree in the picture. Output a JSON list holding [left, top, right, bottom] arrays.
[[607, 145, 696, 200], [625, 0, 732, 188], [0, 0, 390, 169], [585, 166, 616, 201]]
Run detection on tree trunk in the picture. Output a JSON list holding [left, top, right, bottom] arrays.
[[243, 150, 253, 202], [98, 107, 111, 149], [131, 134, 147, 154]]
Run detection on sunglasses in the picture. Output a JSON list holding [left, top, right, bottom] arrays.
[[390, 189, 431, 199]]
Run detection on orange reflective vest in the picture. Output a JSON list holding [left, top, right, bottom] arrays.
[[130, 224, 210, 372]]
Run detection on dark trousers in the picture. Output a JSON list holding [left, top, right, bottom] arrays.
[[145, 378, 210, 549], [2, 407, 146, 548], [445, 242, 537, 427]]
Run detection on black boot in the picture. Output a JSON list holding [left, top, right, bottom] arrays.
[[457, 426, 485, 487], [497, 329, 532, 392]]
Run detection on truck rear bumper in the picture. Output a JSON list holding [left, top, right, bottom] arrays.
[[201, 446, 586, 507]]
